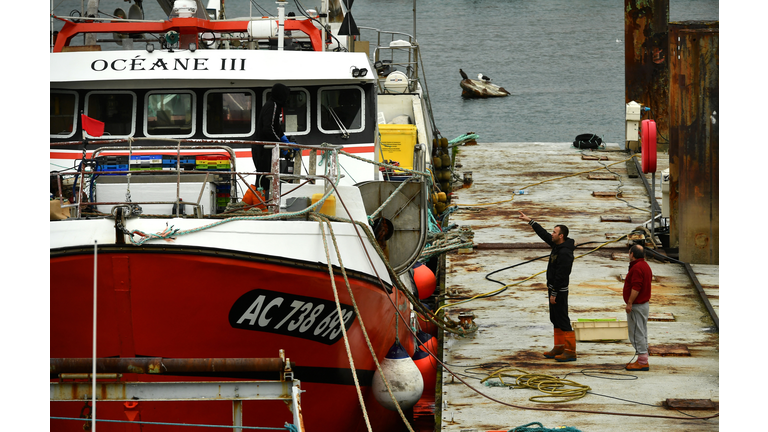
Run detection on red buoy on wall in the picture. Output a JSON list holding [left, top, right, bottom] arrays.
[[412, 346, 437, 394], [416, 329, 437, 355], [640, 119, 657, 173], [413, 263, 436, 300]]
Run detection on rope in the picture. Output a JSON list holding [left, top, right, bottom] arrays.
[[367, 176, 418, 223], [340, 150, 430, 178], [456, 154, 642, 207], [313, 215, 373, 432], [508, 422, 582, 432], [447, 133, 479, 147], [482, 368, 591, 404], [434, 233, 630, 315], [124, 162, 342, 246], [312, 215, 416, 432]]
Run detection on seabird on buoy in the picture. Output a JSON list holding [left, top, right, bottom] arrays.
[[478, 73, 491, 83], [459, 68, 468, 80]]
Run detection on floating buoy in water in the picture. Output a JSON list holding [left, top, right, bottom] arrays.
[[372, 341, 424, 411], [412, 346, 437, 394], [413, 263, 436, 300]]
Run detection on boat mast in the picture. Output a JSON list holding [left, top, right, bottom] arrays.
[[85, 0, 99, 45]]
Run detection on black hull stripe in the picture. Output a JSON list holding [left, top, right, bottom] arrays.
[[50, 366, 375, 387]]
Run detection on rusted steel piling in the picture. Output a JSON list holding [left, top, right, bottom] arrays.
[[624, 0, 669, 151], [668, 21, 719, 264]]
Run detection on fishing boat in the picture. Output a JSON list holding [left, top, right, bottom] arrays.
[[50, 1, 447, 430]]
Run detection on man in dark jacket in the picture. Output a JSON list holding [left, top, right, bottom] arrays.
[[519, 211, 578, 361], [623, 244, 652, 371], [252, 83, 291, 197]]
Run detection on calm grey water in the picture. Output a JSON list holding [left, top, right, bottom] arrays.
[[51, 0, 718, 144]]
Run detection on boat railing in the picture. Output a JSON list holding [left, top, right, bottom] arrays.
[[357, 26, 438, 136], [358, 27, 419, 93], [50, 139, 343, 220]]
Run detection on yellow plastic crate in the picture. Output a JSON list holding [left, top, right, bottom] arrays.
[[573, 320, 628, 341], [378, 124, 417, 170]]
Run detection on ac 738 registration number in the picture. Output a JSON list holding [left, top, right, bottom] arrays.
[[228, 289, 356, 345]]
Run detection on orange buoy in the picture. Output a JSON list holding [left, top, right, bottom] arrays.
[[416, 329, 437, 355], [412, 346, 436, 394], [640, 119, 657, 173], [413, 263, 436, 300], [418, 303, 438, 336]]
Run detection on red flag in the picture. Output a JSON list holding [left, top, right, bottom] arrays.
[[81, 114, 105, 137]]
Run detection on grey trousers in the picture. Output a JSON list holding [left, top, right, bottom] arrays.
[[627, 301, 649, 354]]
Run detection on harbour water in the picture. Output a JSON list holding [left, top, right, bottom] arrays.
[[50, 0, 718, 144]]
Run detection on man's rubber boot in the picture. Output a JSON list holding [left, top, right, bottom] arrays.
[[543, 328, 565, 359], [625, 361, 649, 371], [555, 331, 577, 362]]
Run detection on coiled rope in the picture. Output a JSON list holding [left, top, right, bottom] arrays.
[[508, 422, 582, 432], [481, 368, 591, 404]]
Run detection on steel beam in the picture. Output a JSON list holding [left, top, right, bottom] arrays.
[[625, 0, 670, 151], [51, 380, 297, 402], [668, 21, 719, 264]]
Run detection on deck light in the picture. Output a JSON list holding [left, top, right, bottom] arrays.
[[189, 42, 197, 52], [146, 43, 154, 53], [351, 67, 368, 78]]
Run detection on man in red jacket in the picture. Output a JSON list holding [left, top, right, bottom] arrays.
[[624, 244, 653, 371]]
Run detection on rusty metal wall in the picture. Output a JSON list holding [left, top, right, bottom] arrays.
[[625, 0, 669, 151], [668, 22, 719, 264]]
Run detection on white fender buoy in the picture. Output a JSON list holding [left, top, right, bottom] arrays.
[[372, 341, 424, 411]]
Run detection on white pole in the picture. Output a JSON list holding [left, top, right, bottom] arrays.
[[277, 2, 286, 51], [92, 240, 98, 431]]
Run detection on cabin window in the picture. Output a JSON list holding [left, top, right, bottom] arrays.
[[84, 91, 136, 137], [318, 87, 364, 134], [50, 91, 78, 138], [263, 88, 310, 136], [145, 92, 195, 137], [204, 90, 255, 137]]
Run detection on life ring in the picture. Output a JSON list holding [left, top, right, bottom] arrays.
[[640, 119, 657, 173]]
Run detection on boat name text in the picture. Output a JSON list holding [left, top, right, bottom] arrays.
[[90, 57, 247, 72], [228, 289, 356, 345]]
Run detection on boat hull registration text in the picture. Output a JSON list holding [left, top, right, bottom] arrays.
[[229, 289, 357, 345]]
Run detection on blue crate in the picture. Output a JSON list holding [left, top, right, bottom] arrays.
[[130, 155, 162, 164], [96, 164, 129, 175]]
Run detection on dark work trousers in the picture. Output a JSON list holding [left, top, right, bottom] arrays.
[[250, 146, 271, 199], [549, 291, 573, 332]]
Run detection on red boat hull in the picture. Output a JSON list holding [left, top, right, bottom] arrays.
[[50, 247, 416, 431]]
